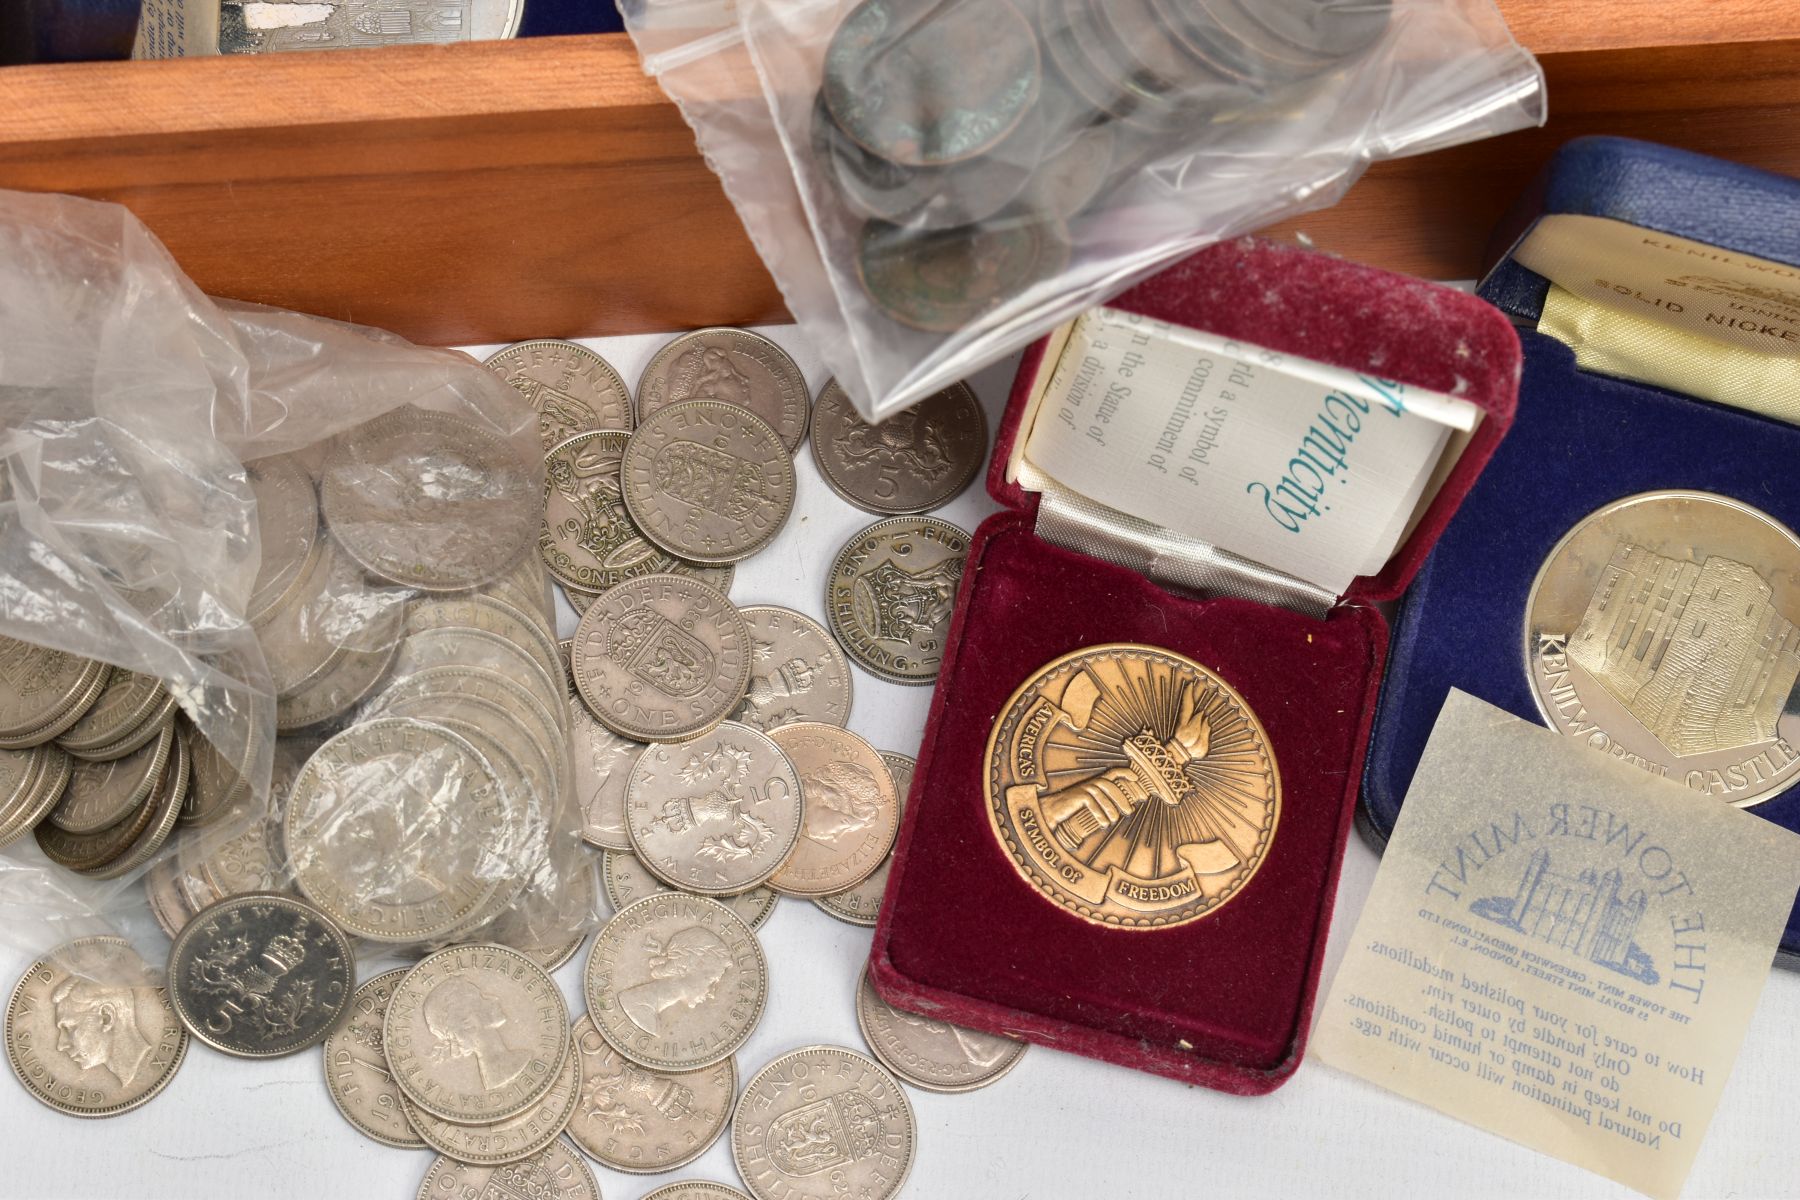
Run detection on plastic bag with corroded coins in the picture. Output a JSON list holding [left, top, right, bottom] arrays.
[[619, 0, 1547, 421], [0, 190, 598, 980]]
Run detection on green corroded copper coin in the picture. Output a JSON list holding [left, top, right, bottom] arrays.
[[822, 0, 1042, 168]]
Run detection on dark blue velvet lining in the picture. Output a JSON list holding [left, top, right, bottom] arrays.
[[1363, 330, 1800, 953]]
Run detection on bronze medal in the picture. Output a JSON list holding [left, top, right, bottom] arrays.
[[985, 643, 1279, 929]]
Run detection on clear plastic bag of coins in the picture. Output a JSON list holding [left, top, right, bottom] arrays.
[[617, 0, 1544, 420], [0, 189, 582, 968], [281, 709, 591, 955]]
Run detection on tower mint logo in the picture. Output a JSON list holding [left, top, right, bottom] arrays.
[[1423, 803, 1708, 1003], [1471, 848, 1658, 984]]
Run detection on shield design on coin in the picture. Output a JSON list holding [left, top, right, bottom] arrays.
[[766, 1091, 884, 1176], [851, 559, 962, 643], [481, 1156, 561, 1199], [513, 379, 601, 448], [606, 610, 716, 698], [654, 441, 770, 520]]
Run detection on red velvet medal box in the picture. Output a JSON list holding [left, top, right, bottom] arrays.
[[867, 237, 1523, 1093]]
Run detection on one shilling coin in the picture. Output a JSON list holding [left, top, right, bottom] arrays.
[[825, 516, 969, 685], [384, 943, 571, 1125], [571, 574, 752, 743], [626, 722, 803, 896], [1525, 489, 1800, 808], [483, 340, 633, 450], [415, 1138, 600, 1200], [167, 892, 355, 1058], [731, 1045, 915, 1200], [622, 401, 797, 564], [602, 849, 778, 931], [402, 1037, 582, 1166], [640, 1184, 754, 1200], [5, 936, 188, 1117], [542, 430, 709, 595], [322, 968, 426, 1149], [320, 405, 536, 592], [854, 967, 1024, 1092], [47, 718, 172, 834], [733, 606, 853, 733], [767, 724, 899, 899], [143, 858, 195, 940], [815, 751, 912, 926], [565, 1013, 735, 1174], [583, 893, 766, 1072], [809, 378, 988, 515], [35, 729, 185, 879], [55, 669, 172, 761], [635, 328, 810, 454], [0, 638, 107, 749], [0, 744, 70, 849]]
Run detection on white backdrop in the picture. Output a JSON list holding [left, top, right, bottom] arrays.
[[2, 324, 1795, 1200]]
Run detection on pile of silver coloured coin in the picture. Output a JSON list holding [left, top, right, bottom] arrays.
[[0, 636, 194, 881], [4, 334, 1020, 1200], [819, 0, 1393, 332], [142, 405, 586, 964]]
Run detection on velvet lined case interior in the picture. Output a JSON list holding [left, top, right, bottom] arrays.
[[1362, 331, 1800, 952], [1362, 137, 1800, 959], [870, 237, 1522, 1091]]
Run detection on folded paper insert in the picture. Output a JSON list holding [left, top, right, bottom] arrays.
[[1010, 308, 1482, 606], [1318, 690, 1800, 1200]]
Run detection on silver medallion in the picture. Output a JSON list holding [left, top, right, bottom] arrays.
[[1525, 489, 1800, 808]]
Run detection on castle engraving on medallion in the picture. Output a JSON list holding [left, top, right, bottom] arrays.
[[1526, 491, 1800, 808], [1566, 544, 1800, 757]]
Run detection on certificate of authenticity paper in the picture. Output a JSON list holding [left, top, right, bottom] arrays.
[[1023, 307, 1480, 595], [1315, 691, 1800, 1199]]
